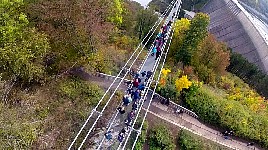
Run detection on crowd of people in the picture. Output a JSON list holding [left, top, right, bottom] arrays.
[[104, 69, 153, 143], [103, 20, 174, 145], [151, 21, 172, 60]]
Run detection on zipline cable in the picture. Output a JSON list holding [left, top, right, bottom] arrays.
[[117, 3, 180, 149], [67, 1, 175, 149], [130, 3, 182, 150], [77, 3, 177, 149], [95, 1, 176, 149]]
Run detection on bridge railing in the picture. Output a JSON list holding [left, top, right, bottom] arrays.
[[96, 72, 131, 82], [95, 72, 199, 119], [147, 89, 199, 119]]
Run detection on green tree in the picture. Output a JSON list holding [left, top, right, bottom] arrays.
[[149, 125, 175, 150], [0, 0, 50, 83], [227, 52, 268, 98], [179, 130, 202, 150], [175, 13, 210, 65], [169, 18, 190, 61], [135, 8, 158, 40], [107, 0, 124, 27], [185, 85, 268, 148], [121, 0, 143, 34], [192, 34, 230, 83], [179, 129, 228, 150], [185, 87, 221, 125]]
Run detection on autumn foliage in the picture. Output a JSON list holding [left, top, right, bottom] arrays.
[[182, 72, 268, 148], [175, 75, 192, 92], [192, 34, 230, 83]]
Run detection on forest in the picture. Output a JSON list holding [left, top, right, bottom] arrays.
[[1, 0, 268, 149]]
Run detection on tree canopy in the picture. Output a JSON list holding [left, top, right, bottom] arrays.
[[149, 125, 175, 150], [175, 13, 210, 65], [0, 0, 50, 83]]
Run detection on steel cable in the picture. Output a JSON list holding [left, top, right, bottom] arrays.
[[76, 2, 177, 149], [95, 1, 176, 149], [67, 2, 175, 149], [117, 2, 181, 149]]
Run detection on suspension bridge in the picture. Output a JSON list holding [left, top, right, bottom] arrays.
[[67, 0, 262, 149]]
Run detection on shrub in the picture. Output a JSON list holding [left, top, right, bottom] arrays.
[[195, 64, 216, 84], [133, 120, 148, 150], [218, 98, 268, 145], [185, 86, 268, 148], [179, 130, 200, 150], [217, 74, 267, 113], [148, 125, 175, 150], [185, 86, 221, 125], [0, 104, 40, 149], [59, 78, 103, 106], [227, 52, 268, 98]]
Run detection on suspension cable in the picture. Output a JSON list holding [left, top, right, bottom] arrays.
[[95, 2, 176, 149], [78, 22, 163, 149], [67, 2, 175, 149], [117, 3, 181, 149], [95, 2, 177, 149], [130, 3, 182, 150], [76, 4, 178, 150]]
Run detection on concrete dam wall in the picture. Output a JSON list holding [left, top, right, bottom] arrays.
[[202, 0, 268, 73]]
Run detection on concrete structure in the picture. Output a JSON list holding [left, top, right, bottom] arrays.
[[202, 0, 268, 74], [184, 9, 196, 19]]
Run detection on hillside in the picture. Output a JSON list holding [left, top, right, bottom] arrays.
[[0, 0, 158, 149], [1, 0, 268, 149]]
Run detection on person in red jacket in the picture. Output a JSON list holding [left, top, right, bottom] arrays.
[[133, 78, 139, 88]]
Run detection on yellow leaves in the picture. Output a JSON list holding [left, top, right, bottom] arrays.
[[108, 0, 124, 26], [161, 68, 171, 79], [175, 75, 192, 92], [241, 118, 248, 126], [225, 82, 267, 112], [191, 80, 203, 87], [171, 19, 190, 50], [174, 18, 190, 34], [159, 68, 171, 87], [224, 102, 234, 111]]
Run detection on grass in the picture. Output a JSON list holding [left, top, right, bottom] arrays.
[[178, 130, 230, 150], [144, 111, 230, 150], [0, 77, 107, 149]]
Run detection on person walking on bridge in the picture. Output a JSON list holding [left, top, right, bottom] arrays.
[[118, 132, 124, 142], [151, 47, 157, 56], [155, 46, 161, 60], [133, 78, 139, 88], [141, 71, 146, 77], [117, 106, 125, 114], [154, 37, 160, 48], [145, 70, 153, 82], [133, 89, 141, 101]]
